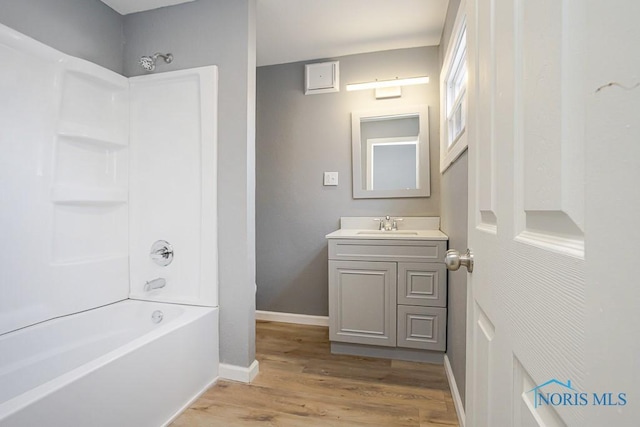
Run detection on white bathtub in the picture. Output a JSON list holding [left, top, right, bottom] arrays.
[[0, 300, 218, 427]]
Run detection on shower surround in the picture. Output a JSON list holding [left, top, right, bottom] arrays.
[[0, 22, 219, 426]]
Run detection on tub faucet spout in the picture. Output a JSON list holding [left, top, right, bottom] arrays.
[[145, 278, 166, 291]]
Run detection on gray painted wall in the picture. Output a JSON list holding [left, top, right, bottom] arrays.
[[439, 0, 462, 64], [256, 47, 441, 316], [0, 0, 124, 73], [439, 0, 468, 406], [440, 151, 468, 404], [123, 0, 257, 368]]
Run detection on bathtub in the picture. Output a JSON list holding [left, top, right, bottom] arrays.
[[0, 300, 218, 427]]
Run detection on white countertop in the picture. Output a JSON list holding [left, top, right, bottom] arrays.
[[326, 216, 448, 241], [326, 228, 448, 241]]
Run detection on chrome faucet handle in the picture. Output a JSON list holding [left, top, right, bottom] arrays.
[[392, 218, 404, 230], [150, 240, 173, 266], [153, 247, 171, 258], [373, 218, 384, 230]]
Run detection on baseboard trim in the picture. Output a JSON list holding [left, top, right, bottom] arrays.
[[444, 354, 466, 427], [219, 360, 260, 383], [256, 310, 329, 327]]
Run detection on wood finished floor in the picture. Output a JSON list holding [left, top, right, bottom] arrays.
[[172, 321, 459, 426]]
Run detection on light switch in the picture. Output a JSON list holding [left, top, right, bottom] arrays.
[[324, 172, 338, 186]]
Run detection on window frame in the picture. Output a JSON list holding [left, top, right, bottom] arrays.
[[440, 1, 468, 173]]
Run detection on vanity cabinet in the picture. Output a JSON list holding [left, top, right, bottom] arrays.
[[328, 239, 448, 354]]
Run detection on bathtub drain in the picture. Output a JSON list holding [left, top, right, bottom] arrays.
[[151, 310, 164, 324]]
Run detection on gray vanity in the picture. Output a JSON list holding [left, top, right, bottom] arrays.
[[326, 217, 448, 363]]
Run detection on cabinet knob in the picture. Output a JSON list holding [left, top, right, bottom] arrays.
[[444, 249, 474, 273]]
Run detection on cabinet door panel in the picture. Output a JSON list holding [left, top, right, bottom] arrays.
[[397, 263, 447, 307], [397, 305, 446, 351], [329, 260, 397, 346]]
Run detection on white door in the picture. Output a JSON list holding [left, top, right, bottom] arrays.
[[463, 1, 640, 426]]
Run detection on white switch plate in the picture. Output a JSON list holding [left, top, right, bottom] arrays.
[[324, 172, 338, 186]]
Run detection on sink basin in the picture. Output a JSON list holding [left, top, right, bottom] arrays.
[[356, 230, 419, 236]]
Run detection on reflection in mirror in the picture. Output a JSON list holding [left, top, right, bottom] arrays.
[[367, 137, 418, 190], [352, 105, 429, 198]]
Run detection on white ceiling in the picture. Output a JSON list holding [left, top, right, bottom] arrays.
[[100, 0, 450, 67], [100, 0, 195, 15], [257, 0, 449, 66]]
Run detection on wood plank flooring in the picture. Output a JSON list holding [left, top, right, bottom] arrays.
[[172, 321, 459, 426]]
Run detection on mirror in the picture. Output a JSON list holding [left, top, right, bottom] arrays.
[[351, 105, 430, 198]]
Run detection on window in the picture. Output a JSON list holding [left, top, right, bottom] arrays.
[[440, 2, 468, 172], [446, 27, 467, 147]]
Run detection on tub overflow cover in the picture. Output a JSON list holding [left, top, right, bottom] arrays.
[[151, 310, 164, 324]]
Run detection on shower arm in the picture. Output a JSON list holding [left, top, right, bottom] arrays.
[[152, 52, 173, 64]]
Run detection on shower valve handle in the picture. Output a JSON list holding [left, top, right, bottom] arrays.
[[150, 240, 173, 266], [153, 247, 172, 258]]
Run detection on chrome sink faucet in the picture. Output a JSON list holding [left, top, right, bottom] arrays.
[[375, 215, 403, 231], [382, 215, 393, 231]]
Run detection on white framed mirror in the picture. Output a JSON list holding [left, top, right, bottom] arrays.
[[351, 104, 430, 198]]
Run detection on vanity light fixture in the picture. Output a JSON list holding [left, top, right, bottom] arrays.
[[345, 76, 429, 92], [346, 76, 429, 99]]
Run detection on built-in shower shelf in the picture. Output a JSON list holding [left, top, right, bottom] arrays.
[[58, 122, 127, 148], [52, 184, 128, 204]]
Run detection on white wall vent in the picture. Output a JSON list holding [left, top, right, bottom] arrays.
[[305, 61, 339, 95]]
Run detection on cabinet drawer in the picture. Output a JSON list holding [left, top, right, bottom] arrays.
[[328, 260, 397, 347], [397, 305, 446, 351], [328, 239, 447, 263], [397, 263, 447, 307]]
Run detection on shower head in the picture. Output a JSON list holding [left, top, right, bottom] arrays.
[[139, 56, 156, 71], [139, 52, 173, 72]]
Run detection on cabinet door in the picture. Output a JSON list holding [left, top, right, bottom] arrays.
[[397, 262, 447, 307], [397, 305, 446, 351], [329, 260, 397, 347]]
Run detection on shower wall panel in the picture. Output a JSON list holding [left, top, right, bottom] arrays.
[[0, 24, 129, 335], [129, 67, 218, 307]]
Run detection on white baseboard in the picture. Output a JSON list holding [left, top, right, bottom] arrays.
[[256, 310, 329, 327], [444, 354, 466, 427], [219, 360, 260, 383]]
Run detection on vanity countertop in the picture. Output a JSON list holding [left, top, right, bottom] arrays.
[[326, 228, 448, 241], [326, 216, 448, 241]]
